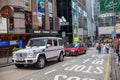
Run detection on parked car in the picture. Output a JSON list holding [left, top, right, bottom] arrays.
[[12, 37, 65, 69], [64, 43, 87, 56]]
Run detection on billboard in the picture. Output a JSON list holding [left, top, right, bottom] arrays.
[[100, 0, 120, 13], [72, 1, 79, 43], [37, 0, 45, 15], [24, 0, 31, 11]]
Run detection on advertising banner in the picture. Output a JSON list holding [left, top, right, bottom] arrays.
[[33, 12, 42, 29], [72, 10, 79, 43], [24, 0, 31, 11], [72, 1, 79, 43], [48, 1, 53, 17], [37, 0, 45, 15]]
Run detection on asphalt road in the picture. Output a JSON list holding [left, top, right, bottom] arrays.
[[0, 47, 111, 80]]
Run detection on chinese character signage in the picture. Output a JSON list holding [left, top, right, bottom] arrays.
[[100, 0, 120, 13]]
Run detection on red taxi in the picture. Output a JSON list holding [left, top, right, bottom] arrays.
[[64, 43, 87, 56]]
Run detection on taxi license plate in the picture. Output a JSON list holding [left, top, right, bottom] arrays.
[[66, 52, 70, 55]]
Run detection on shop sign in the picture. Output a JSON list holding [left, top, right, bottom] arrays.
[[0, 41, 9, 47], [10, 40, 19, 45], [51, 31, 58, 34], [62, 32, 66, 37], [0, 17, 7, 33], [34, 30, 42, 33], [42, 30, 50, 33], [33, 30, 58, 34], [0, 6, 14, 18]]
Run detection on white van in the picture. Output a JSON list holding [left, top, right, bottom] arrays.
[[12, 37, 65, 69]]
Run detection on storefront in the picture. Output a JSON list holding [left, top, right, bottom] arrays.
[[0, 34, 31, 58]]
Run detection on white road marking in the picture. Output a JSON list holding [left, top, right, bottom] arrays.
[[44, 69, 56, 75]]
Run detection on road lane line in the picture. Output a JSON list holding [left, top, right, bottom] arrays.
[[104, 54, 110, 80], [44, 69, 56, 75]]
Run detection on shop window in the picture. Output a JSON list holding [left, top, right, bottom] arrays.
[[58, 39, 63, 46], [9, 17, 14, 30]]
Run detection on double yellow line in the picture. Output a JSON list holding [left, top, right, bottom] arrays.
[[104, 53, 111, 80]]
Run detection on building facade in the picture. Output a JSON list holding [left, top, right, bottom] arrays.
[[0, 0, 59, 64], [56, 0, 87, 43], [98, 0, 120, 41]]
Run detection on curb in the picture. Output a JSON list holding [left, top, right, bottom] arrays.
[[0, 62, 14, 68]]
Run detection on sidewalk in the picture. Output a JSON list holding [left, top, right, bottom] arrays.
[[111, 53, 120, 80], [0, 57, 13, 68]]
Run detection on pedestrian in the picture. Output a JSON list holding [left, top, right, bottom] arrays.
[[102, 43, 106, 54], [115, 37, 120, 66], [97, 43, 102, 54], [118, 39, 120, 66], [105, 43, 110, 54]]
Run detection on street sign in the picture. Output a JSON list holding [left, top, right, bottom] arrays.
[[62, 32, 66, 37]]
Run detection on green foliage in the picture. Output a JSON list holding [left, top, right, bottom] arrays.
[[12, 47, 20, 52]]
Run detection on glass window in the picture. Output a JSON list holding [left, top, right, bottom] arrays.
[[53, 39, 58, 46], [99, 16, 115, 27], [58, 39, 63, 46], [47, 39, 52, 46]]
